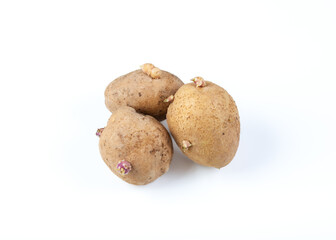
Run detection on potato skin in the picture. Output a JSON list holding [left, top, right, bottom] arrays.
[[166, 81, 240, 168], [99, 106, 173, 185], [105, 69, 183, 121]]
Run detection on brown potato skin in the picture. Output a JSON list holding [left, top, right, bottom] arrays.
[[99, 107, 173, 185], [105, 69, 183, 121], [166, 81, 240, 168]]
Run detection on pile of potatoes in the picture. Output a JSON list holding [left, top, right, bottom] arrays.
[[97, 64, 240, 185]]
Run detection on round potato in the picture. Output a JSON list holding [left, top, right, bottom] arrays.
[[99, 106, 173, 185], [105, 64, 183, 121], [166, 79, 240, 168]]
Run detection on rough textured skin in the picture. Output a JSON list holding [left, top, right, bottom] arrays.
[[99, 107, 173, 185], [166, 81, 240, 168], [105, 69, 183, 121]]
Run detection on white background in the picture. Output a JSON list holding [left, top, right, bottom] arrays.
[[0, 0, 335, 239]]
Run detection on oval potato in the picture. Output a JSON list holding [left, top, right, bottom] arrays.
[[99, 106, 173, 185], [167, 81, 240, 168], [105, 69, 183, 121]]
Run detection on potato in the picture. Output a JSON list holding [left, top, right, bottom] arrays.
[[105, 64, 183, 121], [98, 106, 173, 185], [166, 78, 240, 168]]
